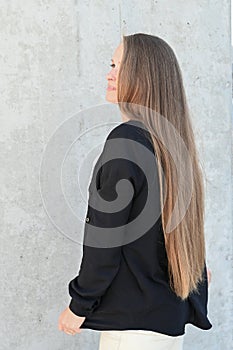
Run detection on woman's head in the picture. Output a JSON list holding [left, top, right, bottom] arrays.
[[107, 33, 207, 301], [107, 33, 187, 124]]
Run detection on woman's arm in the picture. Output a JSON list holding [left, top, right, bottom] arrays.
[[68, 124, 146, 317]]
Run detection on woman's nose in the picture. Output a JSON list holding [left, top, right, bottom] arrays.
[[106, 70, 116, 81]]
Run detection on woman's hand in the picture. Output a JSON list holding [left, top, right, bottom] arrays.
[[207, 267, 212, 286], [58, 307, 86, 335]]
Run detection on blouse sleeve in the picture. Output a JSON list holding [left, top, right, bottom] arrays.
[[68, 124, 146, 317]]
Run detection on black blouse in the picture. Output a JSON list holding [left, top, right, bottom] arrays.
[[68, 119, 212, 336]]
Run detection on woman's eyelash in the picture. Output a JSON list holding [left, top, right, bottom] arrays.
[[110, 63, 115, 68]]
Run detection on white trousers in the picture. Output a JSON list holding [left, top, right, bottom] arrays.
[[98, 330, 184, 350]]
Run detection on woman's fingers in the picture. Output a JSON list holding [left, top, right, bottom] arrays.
[[64, 328, 76, 335], [63, 327, 82, 335]]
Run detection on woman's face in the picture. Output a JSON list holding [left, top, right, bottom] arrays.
[[106, 42, 123, 104]]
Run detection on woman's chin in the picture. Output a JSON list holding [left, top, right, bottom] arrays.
[[105, 93, 117, 104]]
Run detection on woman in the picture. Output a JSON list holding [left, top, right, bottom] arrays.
[[58, 33, 212, 349]]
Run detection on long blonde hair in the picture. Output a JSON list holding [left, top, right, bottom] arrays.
[[117, 33, 207, 300]]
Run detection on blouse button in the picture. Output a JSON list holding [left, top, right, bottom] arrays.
[[85, 217, 90, 223]]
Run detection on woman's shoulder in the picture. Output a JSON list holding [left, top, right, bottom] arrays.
[[106, 120, 139, 139], [106, 120, 154, 151]]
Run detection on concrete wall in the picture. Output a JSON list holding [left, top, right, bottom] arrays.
[[0, 1, 232, 349]]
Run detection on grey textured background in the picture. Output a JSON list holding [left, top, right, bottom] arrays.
[[0, 1, 232, 349]]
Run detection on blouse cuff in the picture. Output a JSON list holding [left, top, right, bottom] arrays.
[[68, 297, 98, 318]]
